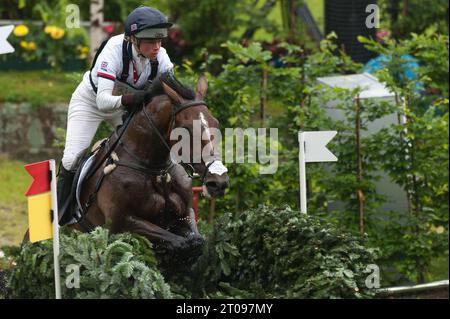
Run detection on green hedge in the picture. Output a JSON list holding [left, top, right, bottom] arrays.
[[4, 206, 378, 299], [190, 205, 379, 298], [7, 228, 171, 299]]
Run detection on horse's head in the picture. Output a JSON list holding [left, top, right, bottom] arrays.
[[161, 74, 229, 198]]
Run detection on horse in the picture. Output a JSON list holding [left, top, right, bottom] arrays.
[[72, 72, 229, 259]]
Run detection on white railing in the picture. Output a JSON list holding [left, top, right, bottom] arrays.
[[380, 279, 449, 295]]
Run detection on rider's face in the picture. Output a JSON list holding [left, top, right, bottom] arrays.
[[138, 39, 162, 60]]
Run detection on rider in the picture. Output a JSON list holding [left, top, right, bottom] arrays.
[[57, 6, 174, 223]]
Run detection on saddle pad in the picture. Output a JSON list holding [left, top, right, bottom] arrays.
[[76, 154, 96, 212]]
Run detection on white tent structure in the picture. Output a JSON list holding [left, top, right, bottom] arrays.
[[317, 73, 409, 214]]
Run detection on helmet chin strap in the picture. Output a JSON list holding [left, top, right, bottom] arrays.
[[131, 36, 146, 58]]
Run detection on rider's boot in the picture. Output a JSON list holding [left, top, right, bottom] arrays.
[[57, 165, 76, 225]]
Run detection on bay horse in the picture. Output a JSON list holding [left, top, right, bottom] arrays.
[[74, 72, 229, 258]]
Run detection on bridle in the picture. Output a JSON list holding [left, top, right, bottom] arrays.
[[126, 98, 221, 185]]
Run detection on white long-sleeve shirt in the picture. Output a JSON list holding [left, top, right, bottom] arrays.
[[80, 34, 174, 112]]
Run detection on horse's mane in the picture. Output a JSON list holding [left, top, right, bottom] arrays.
[[150, 71, 195, 100]]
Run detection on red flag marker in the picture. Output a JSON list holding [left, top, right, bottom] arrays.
[[24, 159, 61, 299], [24, 160, 50, 196]]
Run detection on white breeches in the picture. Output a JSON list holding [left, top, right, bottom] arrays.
[[61, 81, 123, 170]]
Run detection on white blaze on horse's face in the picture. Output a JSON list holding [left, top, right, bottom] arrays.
[[199, 113, 213, 199], [199, 112, 211, 141], [199, 111, 213, 163], [199, 112, 228, 177]]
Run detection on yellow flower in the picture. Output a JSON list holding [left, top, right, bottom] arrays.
[[19, 41, 37, 51], [44, 25, 55, 34], [50, 27, 65, 40], [14, 24, 29, 37], [45, 25, 65, 39], [28, 41, 37, 51], [77, 46, 90, 59]]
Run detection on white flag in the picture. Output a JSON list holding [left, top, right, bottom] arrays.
[[298, 131, 338, 214], [0, 25, 15, 55], [301, 131, 338, 163]]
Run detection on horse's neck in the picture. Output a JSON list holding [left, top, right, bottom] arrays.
[[120, 106, 172, 167]]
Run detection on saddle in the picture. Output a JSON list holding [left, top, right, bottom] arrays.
[[58, 139, 107, 227]]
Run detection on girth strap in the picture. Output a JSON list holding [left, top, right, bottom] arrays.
[[113, 158, 174, 176]]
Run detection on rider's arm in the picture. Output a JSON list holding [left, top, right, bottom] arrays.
[[96, 76, 123, 111], [157, 47, 174, 74], [94, 44, 125, 111]]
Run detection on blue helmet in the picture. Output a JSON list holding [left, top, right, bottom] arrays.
[[125, 6, 172, 38]]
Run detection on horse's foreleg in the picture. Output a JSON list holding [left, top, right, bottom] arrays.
[[175, 208, 201, 238], [170, 208, 205, 261], [119, 215, 187, 250]]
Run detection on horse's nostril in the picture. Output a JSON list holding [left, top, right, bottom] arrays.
[[205, 179, 229, 197], [205, 181, 219, 191], [207, 181, 228, 189]]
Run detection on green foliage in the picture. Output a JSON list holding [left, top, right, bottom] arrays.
[[3, 206, 379, 299], [305, 32, 363, 79], [191, 205, 379, 298], [198, 41, 301, 213], [202, 33, 364, 217], [369, 101, 449, 284], [377, 0, 449, 38], [7, 228, 172, 299], [200, 31, 448, 285], [167, 0, 242, 60], [355, 34, 449, 284]]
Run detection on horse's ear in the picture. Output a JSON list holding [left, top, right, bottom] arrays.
[[162, 82, 185, 104], [196, 74, 208, 100]]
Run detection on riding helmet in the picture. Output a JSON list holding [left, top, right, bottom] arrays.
[[124, 6, 173, 39]]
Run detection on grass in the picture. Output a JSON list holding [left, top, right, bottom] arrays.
[[0, 70, 83, 106], [0, 156, 30, 246]]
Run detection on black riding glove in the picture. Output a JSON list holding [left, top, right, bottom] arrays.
[[121, 91, 147, 111], [121, 84, 159, 112]]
